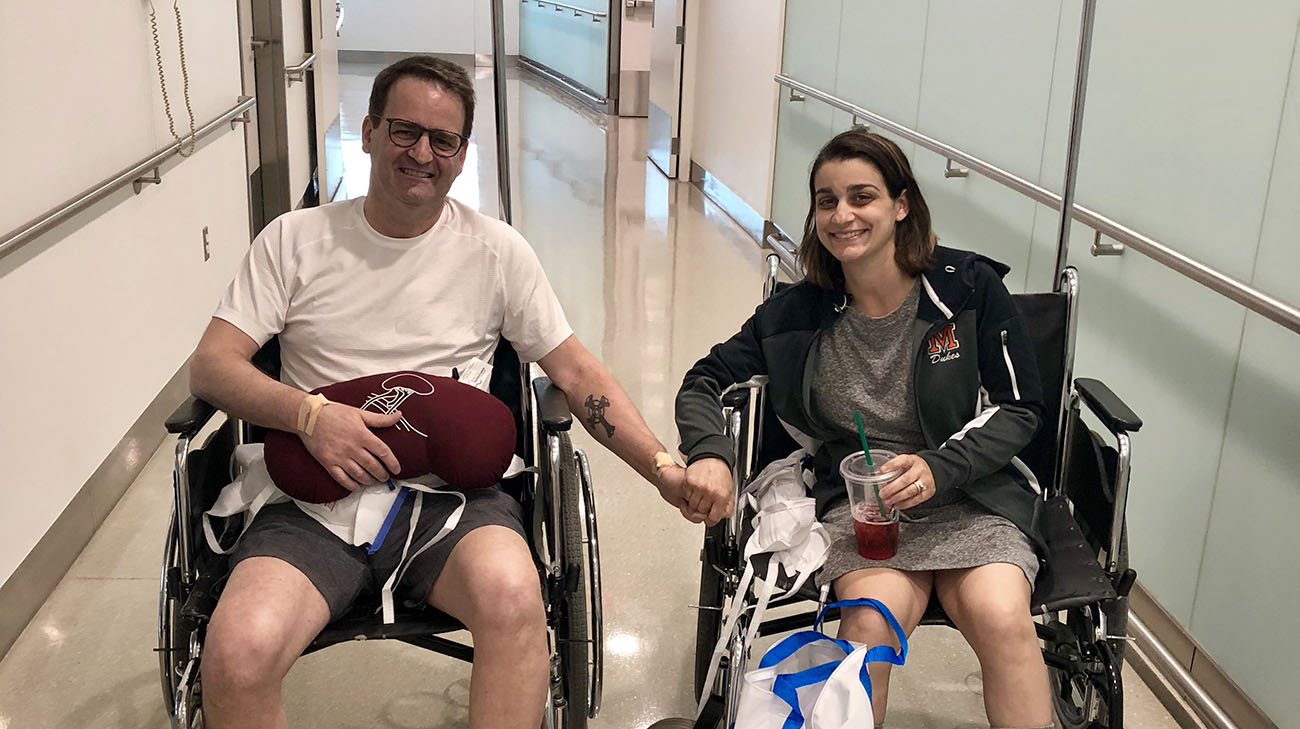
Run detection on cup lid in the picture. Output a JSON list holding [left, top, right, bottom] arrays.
[[840, 451, 897, 483]]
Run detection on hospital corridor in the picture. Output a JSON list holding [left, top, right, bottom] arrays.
[[1, 3, 1297, 729]]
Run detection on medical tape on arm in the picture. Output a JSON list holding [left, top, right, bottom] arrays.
[[296, 393, 331, 436]]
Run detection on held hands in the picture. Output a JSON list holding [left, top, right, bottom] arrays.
[[299, 403, 403, 492], [655, 463, 690, 511], [877, 453, 936, 511], [677, 457, 734, 526]]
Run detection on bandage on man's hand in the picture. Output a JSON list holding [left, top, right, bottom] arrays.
[[265, 371, 517, 503]]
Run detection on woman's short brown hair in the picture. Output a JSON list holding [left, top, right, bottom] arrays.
[[796, 130, 936, 289]]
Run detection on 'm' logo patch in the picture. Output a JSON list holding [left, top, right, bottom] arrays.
[[928, 323, 961, 363]]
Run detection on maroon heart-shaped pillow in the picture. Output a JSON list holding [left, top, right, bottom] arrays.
[[264, 371, 517, 503]]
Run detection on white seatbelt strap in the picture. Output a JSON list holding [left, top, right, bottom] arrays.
[[203, 477, 279, 554], [379, 488, 466, 623]]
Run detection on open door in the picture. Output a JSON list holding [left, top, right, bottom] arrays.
[[250, 0, 333, 220], [647, 0, 685, 178], [314, 0, 343, 203]]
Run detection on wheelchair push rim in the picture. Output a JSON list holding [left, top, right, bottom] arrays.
[[543, 430, 600, 729]]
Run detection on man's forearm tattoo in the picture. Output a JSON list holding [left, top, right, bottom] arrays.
[[584, 394, 616, 438]]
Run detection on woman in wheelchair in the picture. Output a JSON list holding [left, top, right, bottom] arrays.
[[676, 130, 1054, 729]]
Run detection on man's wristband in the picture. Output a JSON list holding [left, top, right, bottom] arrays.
[[296, 393, 331, 436]]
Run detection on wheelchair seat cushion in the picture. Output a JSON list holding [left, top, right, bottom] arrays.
[[264, 371, 517, 503]]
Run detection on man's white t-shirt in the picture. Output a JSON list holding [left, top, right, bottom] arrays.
[[211, 195, 572, 545]]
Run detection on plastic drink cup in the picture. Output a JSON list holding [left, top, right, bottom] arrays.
[[840, 450, 901, 560]]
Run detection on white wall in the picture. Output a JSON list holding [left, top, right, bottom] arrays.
[[688, 0, 784, 217], [475, 0, 522, 56], [340, 0, 519, 56], [0, 1, 250, 588]]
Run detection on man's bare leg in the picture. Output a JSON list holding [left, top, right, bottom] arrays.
[[204, 557, 333, 729], [429, 526, 549, 729]]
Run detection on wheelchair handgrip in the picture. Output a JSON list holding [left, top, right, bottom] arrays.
[[531, 377, 573, 432], [1076, 378, 1142, 434], [165, 395, 217, 437], [721, 389, 750, 409]]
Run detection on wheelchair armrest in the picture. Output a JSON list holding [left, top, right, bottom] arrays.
[[165, 395, 217, 438], [531, 377, 573, 432], [1076, 378, 1143, 434], [721, 377, 769, 409]]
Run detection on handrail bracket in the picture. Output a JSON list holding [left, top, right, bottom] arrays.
[[133, 168, 162, 195]]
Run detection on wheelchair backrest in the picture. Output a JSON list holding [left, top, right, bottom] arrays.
[[1010, 291, 1071, 493]]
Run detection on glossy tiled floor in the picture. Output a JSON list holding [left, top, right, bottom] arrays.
[[0, 61, 1185, 728]]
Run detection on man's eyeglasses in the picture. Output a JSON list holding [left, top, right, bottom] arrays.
[[374, 116, 467, 158]]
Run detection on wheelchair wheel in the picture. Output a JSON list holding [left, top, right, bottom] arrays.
[[158, 515, 204, 728], [554, 431, 592, 729], [694, 521, 727, 697], [1046, 606, 1123, 729]]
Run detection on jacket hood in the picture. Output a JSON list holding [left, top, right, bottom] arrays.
[[918, 245, 1012, 322]]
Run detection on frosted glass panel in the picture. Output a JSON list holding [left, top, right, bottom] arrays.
[[832, 2, 926, 128], [1072, 1, 1297, 281], [1189, 43, 1300, 726], [1025, 0, 1083, 292], [1064, 0, 1298, 623], [917, 156, 1040, 294], [916, 1, 1063, 182], [769, 95, 836, 241], [781, 0, 843, 89], [519, 0, 609, 97], [1069, 229, 1247, 620], [1191, 315, 1300, 725]]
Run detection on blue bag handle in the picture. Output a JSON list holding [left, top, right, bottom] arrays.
[[816, 598, 908, 665], [757, 629, 855, 670], [761, 599, 909, 729]]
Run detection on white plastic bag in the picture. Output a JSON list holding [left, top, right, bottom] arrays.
[[734, 598, 907, 729], [696, 452, 833, 716]]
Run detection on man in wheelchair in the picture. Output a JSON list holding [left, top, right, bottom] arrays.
[[185, 55, 698, 729], [676, 131, 1059, 728]]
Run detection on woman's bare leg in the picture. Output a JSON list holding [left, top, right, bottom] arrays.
[[933, 563, 1052, 727], [832, 568, 934, 726]]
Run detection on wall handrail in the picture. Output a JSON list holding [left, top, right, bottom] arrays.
[[0, 96, 256, 263], [524, 0, 608, 19], [285, 53, 317, 84], [761, 221, 801, 280], [774, 73, 1300, 336]]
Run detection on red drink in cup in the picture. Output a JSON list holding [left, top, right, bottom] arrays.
[[851, 506, 900, 560], [840, 450, 900, 560]]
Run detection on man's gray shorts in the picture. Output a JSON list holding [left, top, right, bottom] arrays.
[[229, 485, 527, 620]]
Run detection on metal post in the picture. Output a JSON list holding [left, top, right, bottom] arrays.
[[606, 0, 622, 113], [1052, 0, 1097, 291], [489, 0, 513, 224]]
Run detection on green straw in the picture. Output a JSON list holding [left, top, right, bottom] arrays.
[[854, 411, 890, 515]]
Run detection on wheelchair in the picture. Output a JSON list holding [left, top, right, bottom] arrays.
[[156, 338, 604, 729], [692, 257, 1142, 729]]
